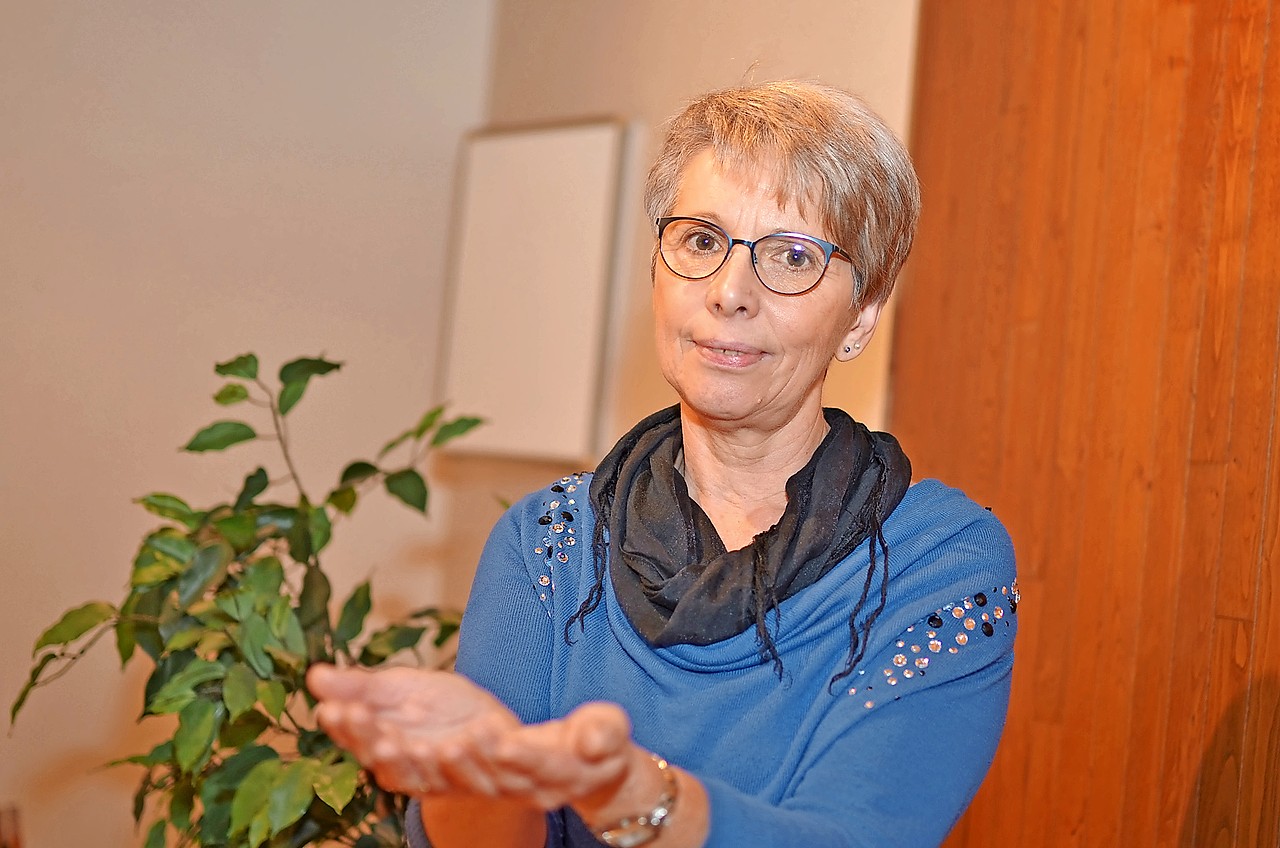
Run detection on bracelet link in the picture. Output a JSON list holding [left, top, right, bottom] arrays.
[[594, 754, 678, 847]]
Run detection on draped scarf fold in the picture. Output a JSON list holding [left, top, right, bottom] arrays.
[[586, 405, 912, 653]]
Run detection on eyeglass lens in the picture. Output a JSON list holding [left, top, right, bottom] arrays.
[[658, 218, 833, 295]]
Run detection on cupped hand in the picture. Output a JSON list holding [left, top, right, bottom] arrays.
[[307, 665, 634, 810]]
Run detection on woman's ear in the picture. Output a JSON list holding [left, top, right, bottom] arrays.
[[835, 300, 884, 362]]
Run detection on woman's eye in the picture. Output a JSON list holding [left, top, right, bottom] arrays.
[[766, 239, 820, 270], [684, 229, 723, 254]]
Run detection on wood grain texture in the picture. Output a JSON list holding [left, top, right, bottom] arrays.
[[900, 1, 1280, 844]]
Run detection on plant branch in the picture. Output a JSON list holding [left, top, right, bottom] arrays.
[[257, 376, 308, 500], [33, 622, 118, 688]]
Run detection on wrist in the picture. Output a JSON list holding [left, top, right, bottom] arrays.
[[582, 751, 678, 847]]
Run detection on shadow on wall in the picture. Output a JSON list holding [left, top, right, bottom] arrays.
[[14, 660, 169, 830], [1179, 674, 1279, 846]]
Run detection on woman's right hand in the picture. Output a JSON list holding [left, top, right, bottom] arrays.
[[307, 665, 634, 809], [308, 664, 524, 798]]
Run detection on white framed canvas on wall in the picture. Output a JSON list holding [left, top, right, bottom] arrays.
[[437, 121, 625, 463]]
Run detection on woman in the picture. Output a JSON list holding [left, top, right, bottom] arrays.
[[310, 81, 1017, 848]]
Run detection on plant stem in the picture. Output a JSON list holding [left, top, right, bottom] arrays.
[[35, 623, 116, 687], [257, 377, 308, 500]]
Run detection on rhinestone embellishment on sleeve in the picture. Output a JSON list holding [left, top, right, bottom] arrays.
[[849, 580, 1020, 708], [530, 474, 587, 605]]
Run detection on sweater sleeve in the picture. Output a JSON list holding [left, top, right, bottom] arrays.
[[700, 586, 1017, 848], [452, 503, 558, 724]]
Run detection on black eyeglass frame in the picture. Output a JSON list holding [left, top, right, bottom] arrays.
[[655, 215, 856, 296]]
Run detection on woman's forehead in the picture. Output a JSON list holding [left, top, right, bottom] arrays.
[[674, 149, 822, 229]]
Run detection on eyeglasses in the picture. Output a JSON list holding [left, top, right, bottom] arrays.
[[655, 216, 854, 296]]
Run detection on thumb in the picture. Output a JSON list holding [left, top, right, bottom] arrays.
[[568, 702, 632, 761]]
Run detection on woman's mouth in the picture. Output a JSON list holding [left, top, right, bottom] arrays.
[[696, 340, 765, 366]]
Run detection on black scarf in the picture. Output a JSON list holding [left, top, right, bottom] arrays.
[[583, 405, 911, 656]]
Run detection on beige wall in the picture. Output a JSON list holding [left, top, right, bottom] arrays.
[[0, 3, 495, 845], [0, 2, 919, 845], [484, 0, 921, 445]]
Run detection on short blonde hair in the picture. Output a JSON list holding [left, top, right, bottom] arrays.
[[643, 81, 920, 305]]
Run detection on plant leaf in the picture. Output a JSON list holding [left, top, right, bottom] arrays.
[[222, 662, 259, 719], [170, 778, 196, 832], [216, 353, 259, 380], [136, 493, 201, 529], [143, 530, 197, 563], [216, 592, 253, 623], [287, 499, 314, 563], [201, 745, 279, 844], [278, 356, 342, 384], [310, 503, 332, 554], [313, 758, 360, 813], [163, 626, 205, 652], [174, 697, 223, 773], [333, 582, 371, 652], [107, 740, 174, 769], [339, 460, 380, 486], [327, 485, 357, 514], [219, 708, 271, 748], [268, 758, 320, 835], [377, 428, 414, 459], [229, 758, 283, 838], [299, 565, 332, 663], [147, 658, 226, 715], [10, 652, 58, 724], [132, 772, 152, 824], [359, 625, 427, 666], [297, 566, 331, 631], [277, 379, 307, 416], [412, 405, 446, 439], [234, 466, 270, 512], [130, 557, 184, 588], [177, 542, 233, 608], [384, 469, 428, 513], [183, 420, 257, 453], [432, 615, 462, 649], [268, 596, 307, 657], [431, 415, 484, 447], [250, 815, 270, 848], [241, 556, 285, 602], [257, 678, 287, 720], [255, 505, 297, 537], [275, 357, 341, 417], [118, 585, 166, 664], [143, 820, 166, 848], [196, 630, 234, 657], [236, 616, 274, 679], [33, 601, 116, 654], [214, 383, 250, 405], [214, 512, 258, 552], [143, 651, 194, 715]]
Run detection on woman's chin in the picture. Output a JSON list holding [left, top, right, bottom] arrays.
[[679, 391, 778, 429]]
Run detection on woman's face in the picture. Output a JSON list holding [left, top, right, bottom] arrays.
[[653, 149, 881, 433]]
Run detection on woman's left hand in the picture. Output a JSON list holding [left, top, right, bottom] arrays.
[[307, 664, 634, 810]]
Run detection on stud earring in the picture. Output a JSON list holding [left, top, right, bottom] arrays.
[[853, 342, 861, 350], [844, 346, 852, 354]]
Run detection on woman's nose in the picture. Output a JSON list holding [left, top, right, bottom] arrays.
[[705, 244, 761, 316]]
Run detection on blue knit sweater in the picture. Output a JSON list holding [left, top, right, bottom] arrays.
[[422, 476, 1016, 847]]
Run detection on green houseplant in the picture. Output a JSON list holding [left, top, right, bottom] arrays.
[[10, 353, 480, 848]]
